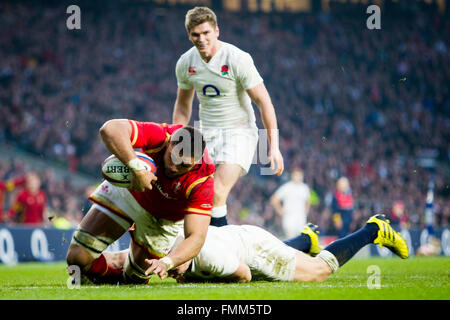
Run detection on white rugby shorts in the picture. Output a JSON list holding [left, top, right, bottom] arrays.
[[238, 225, 297, 281], [201, 125, 258, 176], [89, 181, 184, 258]]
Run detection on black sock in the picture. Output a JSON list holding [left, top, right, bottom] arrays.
[[283, 234, 312, 253], [210, 216, 228, 227], [324, 223, 378, 267]]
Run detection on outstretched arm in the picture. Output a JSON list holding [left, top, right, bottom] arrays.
[[270, 194, 284, 217], [144, 213, 210, 279]]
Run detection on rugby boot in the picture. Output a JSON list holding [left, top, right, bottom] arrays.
[[366, 214, 409, 259]]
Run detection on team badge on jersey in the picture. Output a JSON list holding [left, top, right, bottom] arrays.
[[188, 66, 196, 75], [221, 65, 229, 75], [173, 182, 182, 194]]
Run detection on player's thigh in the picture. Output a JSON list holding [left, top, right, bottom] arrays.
[[79, 206, 127, 240], [67, 206, 128, 267], [293, 251, 332, 282]]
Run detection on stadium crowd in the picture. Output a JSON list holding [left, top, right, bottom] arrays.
[[0, 2, 448, 236]]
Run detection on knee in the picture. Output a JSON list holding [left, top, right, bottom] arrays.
[[311, 259, 332, 282], [66, 244, 94, 272]]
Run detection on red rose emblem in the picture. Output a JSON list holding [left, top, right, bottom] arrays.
[[221, 65, 229, 75]]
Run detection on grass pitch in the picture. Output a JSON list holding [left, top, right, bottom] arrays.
[[0, 257, 448, 300]]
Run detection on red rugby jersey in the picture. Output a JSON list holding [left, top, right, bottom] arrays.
[[11, 189, 46, 224], [126, 120, 215, 222]]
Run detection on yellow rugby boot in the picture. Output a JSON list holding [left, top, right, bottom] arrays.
[[301, 223, 323, 256], [366, 214, 409, 259]]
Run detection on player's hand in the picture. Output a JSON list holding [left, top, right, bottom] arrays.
[[168, 269, 186, 283], [130, 170, 157, 192], [269, 148, 284, 176], [144, 258, 168, 280]]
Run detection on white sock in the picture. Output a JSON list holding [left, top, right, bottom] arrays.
[[211, 205, 227, 218], [317, 250, 339, 273]]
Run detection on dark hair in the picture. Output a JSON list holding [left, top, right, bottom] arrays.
[[170, 126, 206, 162]]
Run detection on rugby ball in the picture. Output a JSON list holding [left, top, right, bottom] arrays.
[[101, 152, 157, 188]]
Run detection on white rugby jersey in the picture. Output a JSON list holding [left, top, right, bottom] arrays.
[[189, 225, 244, 279], [274, 182, 310, 221], [187, 225, 297, 281], [176, 41, 263, 128]]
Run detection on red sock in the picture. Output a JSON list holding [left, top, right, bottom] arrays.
[[87, 254, 122, 284]]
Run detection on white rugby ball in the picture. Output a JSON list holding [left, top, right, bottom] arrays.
[[101, 152, 157, 188]]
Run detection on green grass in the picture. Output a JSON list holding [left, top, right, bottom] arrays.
[[0, 257, 448, 300]]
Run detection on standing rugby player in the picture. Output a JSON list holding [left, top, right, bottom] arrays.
[[173, 7, 284, 226]]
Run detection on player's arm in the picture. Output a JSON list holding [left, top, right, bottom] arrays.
[[144, 213, 210, 280], [99, 119, 156, 192], [222, 262, 252, 283], [173, 87, 195, 125], [305, 200, 311, 217], [270, 193, 284, 216], [247, 83, 284, 176]]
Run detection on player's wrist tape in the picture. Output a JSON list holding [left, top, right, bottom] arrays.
[[160, 256, 174, 270], [127, 158, 147, 172]]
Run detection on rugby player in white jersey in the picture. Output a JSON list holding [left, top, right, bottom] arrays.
[[172, 7, 284, 226], [104, 214, 408, 283]]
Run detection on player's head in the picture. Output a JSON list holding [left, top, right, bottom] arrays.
[[185, 7, 219, 58], [163, 126, 206, 178], [290, 168, 304, 183], [392, 200, 405, 216], [26, 172, 41, 193], [336, 176, 350, 193]]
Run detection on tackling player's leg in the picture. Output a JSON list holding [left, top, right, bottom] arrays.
[[66, 206, 128, 284], [316, 214, 408, 275], [284, 223, 322, 256], [210, 163, 242, 227], [121, 238, 160, 284], [293, 214, 409, 282]]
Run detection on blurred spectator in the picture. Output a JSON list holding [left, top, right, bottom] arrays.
[[332, 177, 354, 238], [270, 168, 311, 238], [8, 172, 47, 224], [389, 200, 409, 230]]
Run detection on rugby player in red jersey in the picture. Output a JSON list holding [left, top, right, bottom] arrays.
[[66, 119, 214, 284], [8, 173, 46, 224]]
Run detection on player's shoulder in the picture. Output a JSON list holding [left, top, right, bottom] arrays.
[[177, 47, 199, 65], [221, 41, 250, 56]]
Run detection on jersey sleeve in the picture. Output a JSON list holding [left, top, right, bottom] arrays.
[[128, 120, 170, 150], [175, 56, 193, 90], [274, 184, 288, 200], [184, 176, 214, 217], [305, 185, 311, 201], [235, 52, 264, 90]]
